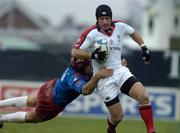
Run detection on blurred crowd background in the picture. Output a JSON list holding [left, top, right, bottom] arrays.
[[0, 0, 179, 124], [0, 0, 179, 86]]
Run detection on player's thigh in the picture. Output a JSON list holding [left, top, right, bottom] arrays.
[[128, 82, 149, 104], [35, 79, 64, 121]]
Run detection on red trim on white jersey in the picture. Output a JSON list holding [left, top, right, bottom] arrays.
[[73, 25, 97, 49], [71, 25, 96, 74], [101, 20, 124, 36]]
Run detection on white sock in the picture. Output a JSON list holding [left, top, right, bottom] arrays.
[[139, 103, 151, 107], [0, 112, 26, 123], [0, 96, 28, 107]]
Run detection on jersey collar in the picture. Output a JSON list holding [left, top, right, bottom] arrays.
[[97, 24, 115, 37]]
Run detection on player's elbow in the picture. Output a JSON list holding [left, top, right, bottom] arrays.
[[82, 87, 93, 95], [82, 92, 90, 95], [82, 90, 93, 95]]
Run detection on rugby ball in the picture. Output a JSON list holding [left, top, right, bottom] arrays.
[[94, 38, 109, 63]]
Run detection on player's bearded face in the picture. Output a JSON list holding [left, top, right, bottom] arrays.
[[97, 16, 112, 31]]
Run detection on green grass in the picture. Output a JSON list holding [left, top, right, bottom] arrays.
[[1, 116, 180, 133]]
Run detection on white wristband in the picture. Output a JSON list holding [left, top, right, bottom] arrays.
[[140, 44, 146, 47]]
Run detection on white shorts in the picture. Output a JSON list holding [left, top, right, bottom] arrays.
[[96, 66, 134, 102]]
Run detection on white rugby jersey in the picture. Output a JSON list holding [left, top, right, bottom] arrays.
[[77, 21, 134, 73]]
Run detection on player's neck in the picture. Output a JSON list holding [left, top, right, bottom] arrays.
[[99, 25, 115, 36]]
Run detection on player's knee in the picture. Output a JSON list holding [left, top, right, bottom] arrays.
[[139, 93, 150, 105], [116, 114, 124, 123], [27, 96, 37, 107], [25, 112, 43, 123], [111, 113, 124, 124]]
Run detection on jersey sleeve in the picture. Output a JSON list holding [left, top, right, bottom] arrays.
[[79, 34, 93, 51], [122, 23, 135, 35], [73, 25, 96, 51]]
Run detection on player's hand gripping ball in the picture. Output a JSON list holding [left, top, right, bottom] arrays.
[[91, 38, 109, 63]]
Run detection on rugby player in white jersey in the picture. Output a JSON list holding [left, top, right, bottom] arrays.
[[71, 4, 156, 133]]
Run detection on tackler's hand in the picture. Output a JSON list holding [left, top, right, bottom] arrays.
[[121, 58, 128, 67]]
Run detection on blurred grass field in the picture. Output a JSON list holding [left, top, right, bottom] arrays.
[[0, 116, 180, 133]]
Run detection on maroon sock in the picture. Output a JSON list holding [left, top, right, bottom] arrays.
[[107, 118, 116, 133], [139, 104, 155, 133]]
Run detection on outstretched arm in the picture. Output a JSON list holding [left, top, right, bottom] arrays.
[[130, 31, 150, 64], [130, 31, 144, 46], [82, 68, 113, 95]]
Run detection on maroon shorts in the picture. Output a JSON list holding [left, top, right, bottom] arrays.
[[35, 79, 64, 121]]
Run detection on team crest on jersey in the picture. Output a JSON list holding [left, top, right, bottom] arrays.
[[109, 39, 113, 45]]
